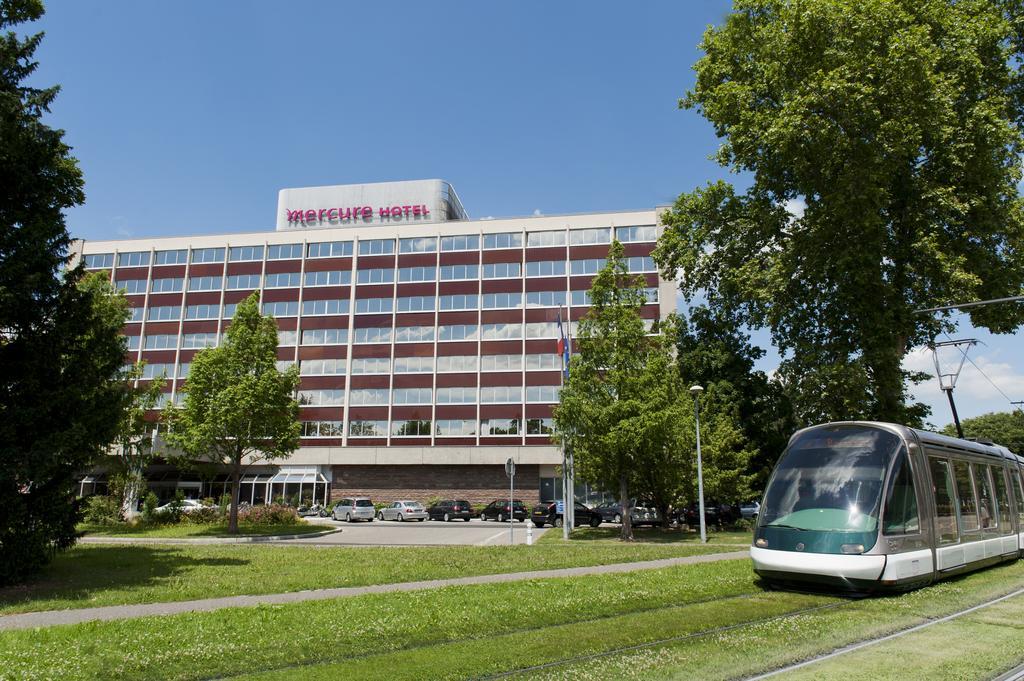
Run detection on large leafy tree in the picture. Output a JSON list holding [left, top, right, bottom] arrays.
[[164, 294, 300, 534], [941, 411, 1024, 452], [656, 0, 1024, 426], [112, 364, 165, 520], [0, 2, 130, 584]]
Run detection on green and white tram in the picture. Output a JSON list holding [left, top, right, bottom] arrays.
[[752, 422, 1024, 592]]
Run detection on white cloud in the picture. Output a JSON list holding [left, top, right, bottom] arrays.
[[115, 227, 134, 238], [783, 197, 806, 219], [533, 209, 543, 217]]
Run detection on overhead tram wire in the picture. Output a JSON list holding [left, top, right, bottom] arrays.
[[942, 332, 1019, 407]]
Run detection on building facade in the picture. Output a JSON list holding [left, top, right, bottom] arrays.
[[75, 180, 672, 506]]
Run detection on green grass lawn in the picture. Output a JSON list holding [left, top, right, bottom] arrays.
[[3, 558, 1023, 681], [77, 522, 326, 538], [538, 525, 754, 546], [0, 541, 728, 615]]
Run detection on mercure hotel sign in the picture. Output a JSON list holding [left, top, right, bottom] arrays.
[[285, 204, 431, 226]]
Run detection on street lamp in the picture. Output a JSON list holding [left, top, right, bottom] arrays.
[[690, 385, 707, 544]]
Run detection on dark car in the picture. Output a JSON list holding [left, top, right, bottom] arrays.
[[531, 501, 602, 528], [427, 499, 473, 522], [594, 501, 662, 526], [479, 499, 528, 522], [677, 501, 740, 527]]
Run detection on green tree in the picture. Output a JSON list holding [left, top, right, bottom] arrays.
[[0, 2, 131, 585], [656, 0, 1024, 426], [941, 411, 1024, 452], [164, 293, 300, 534], [112, 363, 166, 520]]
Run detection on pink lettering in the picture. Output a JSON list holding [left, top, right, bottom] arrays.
[[422, 205, 430, 216], [318, 208, 327, 221], [286, 209, 304, 222], [412, 205, 421, 216], [305, 209, 317, 222], [391, 206, 401, 219], [379, 207, 391, 217], [327, 208, 338, 220], [361, 206, 372, 218], [402, 205, 411, 216]]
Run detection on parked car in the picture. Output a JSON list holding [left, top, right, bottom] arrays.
[[479, 499, 528, 522], [531, 501, 602, 528], [676, 501, 740, 527], [739, 501, 760, 519], [154, 499, 206, 514], [426, 499, 473, 522], [297, 503, 328, 517], [594, 501, 662, 526], [378, 500, 428, 522], [332, 497, 375, 522]]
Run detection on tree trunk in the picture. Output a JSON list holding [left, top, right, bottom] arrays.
[[619, 473, 633, 541], [228, 460, 241, 534], [120, 465, 143, 521]]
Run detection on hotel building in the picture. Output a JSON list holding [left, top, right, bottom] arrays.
[[75, 180, 673, 505]]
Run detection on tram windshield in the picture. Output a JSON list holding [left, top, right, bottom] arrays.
[[759, 425, 902, 533]]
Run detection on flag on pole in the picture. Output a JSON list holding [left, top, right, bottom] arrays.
[[556, 309, 570, 378]]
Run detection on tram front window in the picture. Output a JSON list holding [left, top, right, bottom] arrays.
[[759, 426, 902, 532]]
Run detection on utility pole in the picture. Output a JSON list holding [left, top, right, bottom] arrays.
[[929, 339, 978, 438]]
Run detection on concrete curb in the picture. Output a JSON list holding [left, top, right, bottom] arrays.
[[78, 527, 342, 545], [0, 550, 749, 631]]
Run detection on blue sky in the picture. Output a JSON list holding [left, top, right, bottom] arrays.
[[28, 1, 1023, 427]]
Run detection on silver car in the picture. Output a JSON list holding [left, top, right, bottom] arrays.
[[332, 497, 375, 522], [377, 500, 428, 522]]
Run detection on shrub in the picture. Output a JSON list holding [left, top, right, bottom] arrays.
[[731, 517, 754, 532], [238, 503, 299, 526], [82, 496, 122, 525], [141, 492, 160, 523], [425, 495, 444, 509], [180, 506, 223, 525]]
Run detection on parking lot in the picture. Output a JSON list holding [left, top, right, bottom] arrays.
[[297, 517, 550, 546]]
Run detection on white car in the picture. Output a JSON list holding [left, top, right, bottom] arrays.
[[155, 499, 206, 514], [740, 501, 760, 519], [378, 500, 428, 522]]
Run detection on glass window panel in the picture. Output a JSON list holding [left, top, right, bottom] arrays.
[[526, 260, 567, 277], [302, 299, 348, 316], [118, 251, 150, 267], [526, 385, 560, 403], [267, 243, 303, 260], [525, 290, 566, 308], [84, 253, 115, 269], [393, 356, 433, 373], [439, 294, 478, 311], [483, 232, 522, 249], [185, 304, 220, 320], [482, 292, 521, 309], [147, 306, 181, 321], [300, 328, 348, 345], [151, 277, 184, 293], [436, 387, 477, 404], [569, 228, 610, 245], [992, 467, 1014, 534], [481, 418, 520, 435], [265, 272, 301, 288], [527, 231, 566, 247], [399, 237, 437, 253], [299, 358, 346, 375], [191, 248, 225, 264], [394, 326, 435, 343], [354, 298, 393, 314], [350, 358, 391, 374], [438, 324, 478, 341], [398, 266, 436, 282], [481, 354, 523, 371], [307, 241, 353, 258], [882, 449, 920, 534], [482, 262, 521, 279], [226, 273, 261, 290], [261, 301, 299, 317], [526, 353, 561, 370], [304, 270, 351, 287], [392, 388, 432, 405], [435, 419, 476, 436], [154, 249, 188, 265], [391, 419, 432, 436], [358, 239, 395, 256], [440, 234, 480, 251], [349, 388, 389, 405], [436, 355, 478, 372], [482, 323, 523, 340], [973, 463, 997, 531], [188, 276, 222, 291], [116, 279, 147, 294], [229, 245, 264, 262], [440, 264, 478, 280], [356, 268, 395, 284], [615, 225, 657, 243], [527, 417, 555, 435], [349, 420, 388, 437], [953, 460, 980, 532], [396, 296, 435, 312], [480, 386, 522, 403]]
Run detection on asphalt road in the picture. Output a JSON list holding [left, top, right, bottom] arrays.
[[297, 516, 550, 546]]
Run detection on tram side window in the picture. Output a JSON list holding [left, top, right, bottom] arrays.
[[991, 466, 1014, 535], [929, 457, 959, 544], [953, 460, 980, 533], [882, 449, 919, 534], [972, 463, 997, 531], [1013, 469, 1024, 527]]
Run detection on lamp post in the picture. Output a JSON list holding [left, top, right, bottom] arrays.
[[690, 385, 707, 544]]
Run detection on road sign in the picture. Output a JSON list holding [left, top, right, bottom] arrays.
[[505, 458, 516, 478], [556, 500, 564, 514]]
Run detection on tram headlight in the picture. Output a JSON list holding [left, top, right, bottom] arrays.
[[840, 543, 865, 555], [755, 537, 769, 548]]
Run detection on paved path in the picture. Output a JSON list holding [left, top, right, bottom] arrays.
[[0, 550, 748, 631]]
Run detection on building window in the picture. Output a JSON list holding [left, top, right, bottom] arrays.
[[116, 279, 147, 294], [144, 334, 178, 350], [265, 272, 301, 288], [305, 270, 351, 287], [118, 251, 150, 268], [268, 243, 304, 260], [355, 298, 393, 314], [84, 253, 114, 269], [526, 385, 560, 403], [481, 354, 523, 371], [440, 264, 478, 281], [481, 418, 520, 436], [392, 387, 432, 405], [128, 307, 144, 322], [399, 236, 437, 253], [481, 386, 522, 403], [302, 299, 348, 316], [177, 363, 190, 378], [301, 328, 348, 345], [358, 239, 395, 256], [154, 249, 188, 265], [191, 248, 225, 264], [350, 358, 390, 375], [307, 241, 353, 258], [436, 355, 478, 372], [482, 323, 522, 340], [438, 324, 478, 341], [440, 234, 479, 251], [278, 330, 297, 346], [262, 301, 299, 317], [356, 268, 395, 284], [398, 266, 436, 283], [147, 306, 181, 321], [124, 335, 141, 351], [570, 258, 606, 276], [223, 303, 237, 318], [482, 262, 521, 279], [396, 296, 435, 313], [435, 419, 476, 436], [229, 245, 264, 262], [185, 304, 220, 320], [395, 326, 435, 343], [527, 231, 566, 247], [627, 256, 656, 273], [181, 332, 218, 349], [391, 419, 431, 436], [569, 228, 611, 246], [483, 232, 522, 250], [302, 421, 344, 437], [526, 353, 561, 370], [188, 276, 222, 292], [298, 389, 344, 406], [227, 273, 261, 290], [352, 327, 392, 344], [616, 225, 657, 243], [349, 420, 388, 437], [151, 277, 184, 293], [349, 388, 389, 405], [527, 418, 555, 435], [141, 363, 173, 380], [526, 322, 559, 339], [299, 359, 346, 376], [393, 356, 433, 373], [526, 260, 567, 278], [439, 294, 478, 311], [525, 290, 566, 308], [571, 290, 592, 306], [436, 387, 477, 404]]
